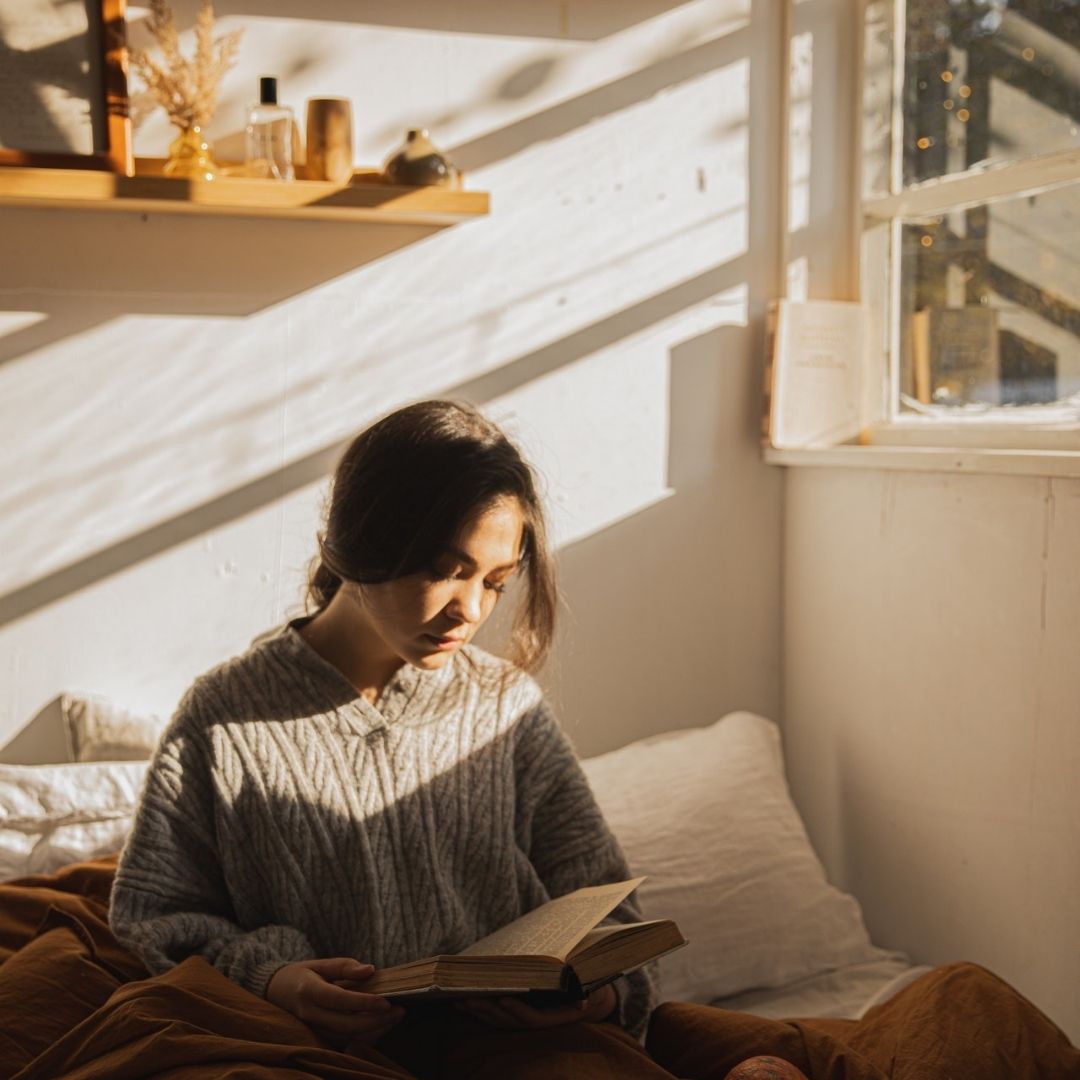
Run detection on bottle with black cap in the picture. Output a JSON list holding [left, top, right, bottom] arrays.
[[245, 76, 295, 181]]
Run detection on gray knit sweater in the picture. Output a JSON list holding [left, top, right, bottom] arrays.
[[109, 622, 655, 1038]]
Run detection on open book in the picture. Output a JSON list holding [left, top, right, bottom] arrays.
[[763, 298, 869, 449], [348, 878, 686, 1001]]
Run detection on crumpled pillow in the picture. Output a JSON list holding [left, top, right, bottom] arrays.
[[581, 712, 893, 1004], [60, 693, 165, 762]]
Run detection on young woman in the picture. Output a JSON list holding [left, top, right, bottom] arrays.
[[106, 398, 1078, 1080], [109, 399, 677, 1079]]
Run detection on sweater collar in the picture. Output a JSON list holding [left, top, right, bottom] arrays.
[[277, 619, 449, 733]]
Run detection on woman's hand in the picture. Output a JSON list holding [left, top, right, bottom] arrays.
[[266, 958, 405, 1044], [456, 982, 618, 1029]]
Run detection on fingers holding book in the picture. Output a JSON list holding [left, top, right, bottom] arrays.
[[266, 957, 406, 1041]]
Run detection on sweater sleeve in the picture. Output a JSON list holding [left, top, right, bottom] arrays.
[[514, 700, 657, 1041], [108, 690, 317, 998]]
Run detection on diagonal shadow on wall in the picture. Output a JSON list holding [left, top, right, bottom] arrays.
[[0, 258, 749, 629]]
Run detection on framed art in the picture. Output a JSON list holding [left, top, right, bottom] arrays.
[[0, 0, 133, 174]]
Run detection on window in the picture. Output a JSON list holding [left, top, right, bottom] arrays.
[[859, 0, 1080, 450]]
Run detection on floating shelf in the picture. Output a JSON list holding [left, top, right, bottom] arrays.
[[0, 164, 489, 225]]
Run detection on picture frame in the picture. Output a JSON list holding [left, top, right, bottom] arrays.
[[0, 0, 133, 175]]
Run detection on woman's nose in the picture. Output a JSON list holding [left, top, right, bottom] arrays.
[[448, 578, 484, 624]]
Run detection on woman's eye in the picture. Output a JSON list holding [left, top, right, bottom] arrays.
[[486, 581, 508, 595]]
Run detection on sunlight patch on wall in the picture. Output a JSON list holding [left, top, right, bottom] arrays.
[[489, 282, 748, 552], [0, 478, 325, 731], [0, 312, 46, 341], [787, 255, 810, 301], [293, 56, 751, 413], [788, 31, 813, 235], [0, 308, 292, 597], [446, 0, 751, 165]]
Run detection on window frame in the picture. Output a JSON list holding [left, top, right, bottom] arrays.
[[854, 0, 1080, 454]]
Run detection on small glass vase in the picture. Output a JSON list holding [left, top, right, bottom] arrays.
[[164, 125, 218, 181]]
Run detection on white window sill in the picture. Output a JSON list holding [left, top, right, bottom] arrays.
[[764, 444, 1080, 478]]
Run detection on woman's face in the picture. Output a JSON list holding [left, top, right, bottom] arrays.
[[354, 496, 524, 671]]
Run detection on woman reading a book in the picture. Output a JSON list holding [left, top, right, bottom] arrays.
[[109, 400, 680, 1079], [106, 398, 1080, 1080]]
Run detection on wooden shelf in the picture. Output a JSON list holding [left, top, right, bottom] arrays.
[[0, 164, 489, 225]]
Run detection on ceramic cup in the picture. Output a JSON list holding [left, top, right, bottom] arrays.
[[305, 97, 354, 183]]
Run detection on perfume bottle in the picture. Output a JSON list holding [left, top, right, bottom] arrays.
[[245, 76, 295, 181]]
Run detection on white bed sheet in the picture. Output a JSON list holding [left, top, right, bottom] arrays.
[[708, 955, 934, 1021]]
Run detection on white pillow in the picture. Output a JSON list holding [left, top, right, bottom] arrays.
[[581, 712, 889, 1004], [61, 693, 165, 762], [0, 761, 148, 881]]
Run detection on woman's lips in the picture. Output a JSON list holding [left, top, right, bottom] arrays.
[[423, 633, 465, 651]]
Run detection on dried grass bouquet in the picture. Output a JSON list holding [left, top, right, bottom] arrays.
[[129, 0, 242, 131]]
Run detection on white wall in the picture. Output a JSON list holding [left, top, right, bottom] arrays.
[[0, 0, 783, 762], [783, 468, 1080, 1043], [774, 0, 1080, 1044]]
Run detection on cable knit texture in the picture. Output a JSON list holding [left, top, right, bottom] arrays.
[[109, 622, 655, 1038]]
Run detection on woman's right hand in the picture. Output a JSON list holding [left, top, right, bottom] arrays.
[[266, 958, 405, 1043]]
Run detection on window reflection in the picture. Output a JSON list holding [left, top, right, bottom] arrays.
[[903, 0, 1080, 185], [899, 182, 1080, 410]]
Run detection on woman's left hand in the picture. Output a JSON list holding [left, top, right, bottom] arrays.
[[456, 982, 618, 1029]]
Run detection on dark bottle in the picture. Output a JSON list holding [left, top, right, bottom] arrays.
[[382, 129, 457, 187]]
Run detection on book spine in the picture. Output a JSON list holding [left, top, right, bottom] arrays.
[[761, 298, 783, 448]]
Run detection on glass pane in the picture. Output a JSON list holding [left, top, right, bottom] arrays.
[[897, 181, 1080, 411], [863, 0, 896, 199], [903, 1, 1080, 186]]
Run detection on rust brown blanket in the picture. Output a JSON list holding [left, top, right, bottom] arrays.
[[2, 858, 1077, 1080], [646, 965, 1080, 1080]]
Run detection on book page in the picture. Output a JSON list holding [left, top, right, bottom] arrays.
[[458, 878, 644, 962], [768, 299, 868, 449], [568, 923, 628, 956]]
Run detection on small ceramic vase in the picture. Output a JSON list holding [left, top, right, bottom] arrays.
[[306, 98, 354, 184], [164, 125, 217, 181], [382, 129, 458, 187]]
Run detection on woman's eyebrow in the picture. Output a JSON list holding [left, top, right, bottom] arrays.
[[444, 545, 520, 573]]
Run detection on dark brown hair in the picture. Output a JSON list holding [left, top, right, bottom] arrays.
[[307, 400, 556, 671]]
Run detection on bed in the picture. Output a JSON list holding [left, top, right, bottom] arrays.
[[1, 702, 1075, 1079]]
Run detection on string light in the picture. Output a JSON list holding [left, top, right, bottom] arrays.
[[957, 108, 970, 122], [921, 235, 934, 247], [917, 136, 932, 149], [1022, 47, 1035, 61], [959, 85, 972, 98], [941, 70, 954, 82], [944, 99, 954, 110]]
